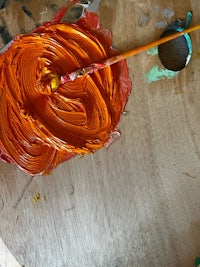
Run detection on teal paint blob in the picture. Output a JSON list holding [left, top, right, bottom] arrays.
[[146, 65, 179, 83], [195, 257, 200, 267], [185, 11, 192, 29], [147, 47, 158, 56]]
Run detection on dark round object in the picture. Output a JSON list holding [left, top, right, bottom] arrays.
[[158, 29, 190, 71]]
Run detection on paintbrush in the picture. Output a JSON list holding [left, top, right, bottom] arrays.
[[60, 24, 200, 84]]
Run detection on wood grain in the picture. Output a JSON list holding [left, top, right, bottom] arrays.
[[1, 0, 200, 266]]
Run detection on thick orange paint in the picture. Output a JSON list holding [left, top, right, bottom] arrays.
[[0, 11, 132, 175]]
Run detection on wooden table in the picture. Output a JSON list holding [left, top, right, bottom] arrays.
[[1, 0, 200, 266]]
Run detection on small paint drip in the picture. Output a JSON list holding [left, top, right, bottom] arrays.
[[147, 46, 158, 56], [123, 110, 130, 116], [146, 66, 179, 83], [138, 12, 150, 27], [110, 131, 121, 140], [155, 21, 167, 29], [105, 130, 121, 148], [33, 193, 40, 203], [162, 7, 174, 19]]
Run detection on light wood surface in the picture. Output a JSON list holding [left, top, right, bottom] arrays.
[[1, 0, 200, 266]]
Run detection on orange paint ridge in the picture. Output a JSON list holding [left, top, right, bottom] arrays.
[[0, 10, 132, 175]]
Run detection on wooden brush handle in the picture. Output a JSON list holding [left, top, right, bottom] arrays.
[[60, 24, 200, 84]]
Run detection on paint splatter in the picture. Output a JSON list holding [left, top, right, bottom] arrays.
[[138, 12, 150, 27], [146, 66, 179, 83], [33, 193, 40, 203], [147, 46, 158, 56], [155, 21, 167, 29], [162, 7, 174, 19]]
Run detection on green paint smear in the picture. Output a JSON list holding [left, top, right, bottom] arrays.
[[146, 66, 179, 83], [195, 258, 200, 267], [147, 47, 158, 56]]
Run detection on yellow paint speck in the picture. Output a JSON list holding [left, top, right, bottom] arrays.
[[33, 193, 40, 203], [51, 76, 60, 91]]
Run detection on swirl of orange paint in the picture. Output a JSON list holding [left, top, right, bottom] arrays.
[[0, 12, 131, 175]]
